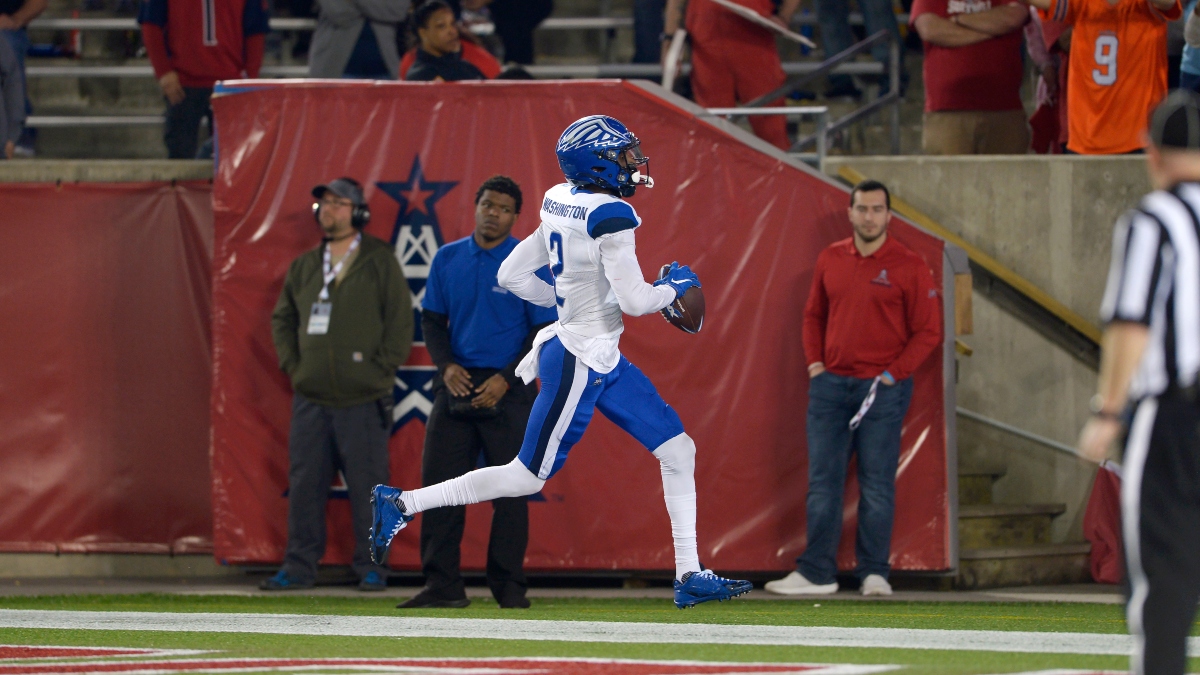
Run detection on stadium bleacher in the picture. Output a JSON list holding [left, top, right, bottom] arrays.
[[19, 0, 917, 158]]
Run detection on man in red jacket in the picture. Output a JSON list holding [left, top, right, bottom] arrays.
[[663, 0, 798, 150], [138, 0, 268, 158], [766, 179, 942, 597]]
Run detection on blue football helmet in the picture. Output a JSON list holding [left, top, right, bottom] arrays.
[[556, 115, 654, 198]]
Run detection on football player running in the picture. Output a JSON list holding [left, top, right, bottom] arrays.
[[369, 115, 751, 609]]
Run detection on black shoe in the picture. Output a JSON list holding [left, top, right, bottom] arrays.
[[259, 570, 314, 591], [396, 589, 471, 609], [497, 586, 531, 609]]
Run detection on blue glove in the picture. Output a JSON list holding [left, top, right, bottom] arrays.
[[654, 261, 702, 299]]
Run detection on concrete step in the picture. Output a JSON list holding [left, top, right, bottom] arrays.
[[26, 57, 164, 109], [23, 104, 171, 159], [957, 543, 1092, 590], [958, 468, 1004, 506], [958, 503, 1065, 549]]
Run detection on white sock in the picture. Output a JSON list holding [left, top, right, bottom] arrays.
[[403, 458, 545, 514], [652, 433, 701, 580]]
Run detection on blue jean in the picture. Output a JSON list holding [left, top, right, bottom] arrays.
[[1, 29, 31, 140], [1182, 70, 1200, 94], [815, 0, 903, 91], [798, 371, 913, 584]]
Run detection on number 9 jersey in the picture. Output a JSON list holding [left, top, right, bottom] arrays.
[[497, 183, 677, 376], [1039, 0, 1181, 154]]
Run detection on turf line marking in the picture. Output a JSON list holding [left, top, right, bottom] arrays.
[[0, 655, 900, 675], [0, 647, 208, 661], [0, 610, 1196, 656]]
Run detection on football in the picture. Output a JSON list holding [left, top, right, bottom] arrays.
[[658, 264, 706, 334]]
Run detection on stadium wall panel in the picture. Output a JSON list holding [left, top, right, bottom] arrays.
[[0, 181, 215, 556], [208, 80, 953, 573]]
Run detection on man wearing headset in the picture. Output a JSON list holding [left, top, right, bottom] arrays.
[[264, 177, 413, 591]]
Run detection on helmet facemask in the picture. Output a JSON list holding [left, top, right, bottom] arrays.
[[601, 138, 653, 197]]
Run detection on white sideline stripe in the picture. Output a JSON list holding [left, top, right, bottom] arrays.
[[1, 610, 1199, 656]]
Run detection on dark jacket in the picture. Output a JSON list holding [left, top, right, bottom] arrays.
[[404, 48, 485, 82], [271, 233, 413, 407]]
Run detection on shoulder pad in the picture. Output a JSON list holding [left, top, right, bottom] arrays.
[[586, 201, 640, 239]]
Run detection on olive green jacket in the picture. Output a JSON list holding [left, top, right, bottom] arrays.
[[271, 234, 413, 407]]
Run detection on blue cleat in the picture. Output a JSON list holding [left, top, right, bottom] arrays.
[[673, 569, 753, 609], [369, 485, 413, 565]]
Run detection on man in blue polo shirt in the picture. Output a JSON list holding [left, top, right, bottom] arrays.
[[398, 175, 556, 610]]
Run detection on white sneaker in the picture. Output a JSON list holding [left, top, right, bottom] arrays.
[[861, 574, 893, 596], [763, 571, 838, 595]]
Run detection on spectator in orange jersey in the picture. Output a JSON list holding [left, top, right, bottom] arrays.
[[1022, 0, 1181, 154], [663, 0, 801, 151]]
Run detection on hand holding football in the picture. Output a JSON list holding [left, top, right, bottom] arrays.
[[658, 263, 705, 334]]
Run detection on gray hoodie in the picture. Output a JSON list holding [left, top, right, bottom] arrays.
[[307, 0, 411, 79]]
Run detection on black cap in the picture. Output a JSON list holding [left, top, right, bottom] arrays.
[[311, 177, 365, 206], [1149, 90, 1200, 150]]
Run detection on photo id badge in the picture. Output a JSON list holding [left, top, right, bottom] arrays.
[[307, 302, 332, 335]]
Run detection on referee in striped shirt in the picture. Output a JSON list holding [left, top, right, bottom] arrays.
[[1079, 89, 1200, 675]]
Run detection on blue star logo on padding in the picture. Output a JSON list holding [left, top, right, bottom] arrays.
[[378, 157, 458, 433], [378, 156, 457, 243]]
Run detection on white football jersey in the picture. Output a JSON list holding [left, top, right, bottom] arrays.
[[497, 183, 676, 374]]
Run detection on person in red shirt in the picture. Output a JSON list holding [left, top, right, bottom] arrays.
[[765, 180, 942, 597], [910, 0, 1030, 154], [138, 0, 268, 158], [663, 0, 799, 150]]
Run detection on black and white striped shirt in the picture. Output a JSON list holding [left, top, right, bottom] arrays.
[[1100, 183, 1200, 399]]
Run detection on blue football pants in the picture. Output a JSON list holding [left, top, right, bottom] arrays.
[[517, 336, 686, 480]]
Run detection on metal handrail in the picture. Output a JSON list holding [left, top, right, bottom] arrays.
[[27, 13, 908, 32], [700, 106, 829, 169], [742, 30, 890, 109], [24, 62, 883, 79], [789, 31, 901, 154], [956, 407, 1085, 461], [27, 16, 634, 31], [26, 114, 162, 126]]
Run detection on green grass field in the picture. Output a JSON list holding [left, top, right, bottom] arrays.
[[0, 594, 1195, 675]]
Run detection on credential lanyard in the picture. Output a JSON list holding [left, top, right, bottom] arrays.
[[319, 234, 361, 301], [848, 376, 881, 431]]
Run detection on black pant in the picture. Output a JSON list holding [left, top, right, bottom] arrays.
[[1123, 390, 1200, 675], [163, 87, 212, 159], [419, 385, 534, 601], [490, 0, 553, 65], [282, 393, 392, 583]]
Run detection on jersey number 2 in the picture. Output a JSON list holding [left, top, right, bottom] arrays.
[[549, 232, 566, 307], [1092, 34, 1117, 86]]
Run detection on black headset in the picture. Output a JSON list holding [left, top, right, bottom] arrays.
[[312, 201, 371, 229], [312, 178, 371, 229]]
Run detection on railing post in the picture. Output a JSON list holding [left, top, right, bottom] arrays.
[[816, 109, 828, 173]]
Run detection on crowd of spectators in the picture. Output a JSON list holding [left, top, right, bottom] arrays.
[[5, 0, 1194, 158]]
